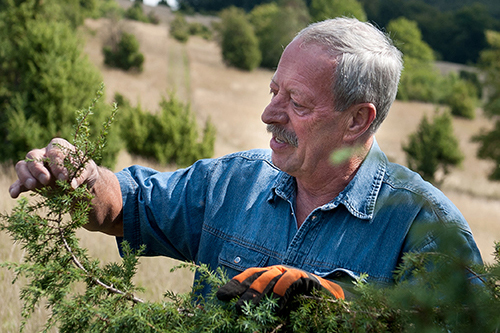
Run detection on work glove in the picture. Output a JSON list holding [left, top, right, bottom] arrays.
[[216, 265, 344, 312]]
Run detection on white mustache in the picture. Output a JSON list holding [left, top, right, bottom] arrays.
[[266, 124, 298, 147]]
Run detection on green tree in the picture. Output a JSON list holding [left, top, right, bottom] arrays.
[[103, 32, 145, 71], [475, 30, 500, 180], [0, 0, 120, 167], [403, 110, 464, 184], [442, 72, 477, 119], [388, 17, 434, 62], [309, 0, 367, 22], [249, 0, 309, 69], [388, 17, 440, 102], [474, 121, 500, 180], [442, 3, 491, 64], [359, 0, 498, 65], [169, 14, 190, 43], [117, 93, 216, 167], [177, 0, 271, 12], [479, 30, 500, 117], [124, 1, 149, 22], [387, 16, 477, 118], [217, 6, 261, 71]]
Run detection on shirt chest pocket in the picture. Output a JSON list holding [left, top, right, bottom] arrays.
[[218, 242, 270, 278]]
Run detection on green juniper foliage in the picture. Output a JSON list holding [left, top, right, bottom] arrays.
[[2, 88, 500, 332]]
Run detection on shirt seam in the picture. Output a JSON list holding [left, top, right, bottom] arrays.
[[202, 223, 284, 261]]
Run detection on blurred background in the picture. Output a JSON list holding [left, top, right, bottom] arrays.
[[1, 0, 500, 331]]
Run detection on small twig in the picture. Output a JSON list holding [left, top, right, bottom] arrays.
[[270, 323, 284, 333], [58, 227, 144, 304]]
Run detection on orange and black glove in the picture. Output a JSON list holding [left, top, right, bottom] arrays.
[[216, 265, 344, 312]]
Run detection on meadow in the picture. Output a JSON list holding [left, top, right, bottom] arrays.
[[1, 9, 500, 331]]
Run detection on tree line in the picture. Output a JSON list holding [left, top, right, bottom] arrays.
[[178, 0, 500, 65]]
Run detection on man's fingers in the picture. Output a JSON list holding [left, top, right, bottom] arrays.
[[45, 138, 73, 181], [9, 179, 26, 199], [25, 150, 52, 186], [9, 138, 78, 198], [13, 154, 50, 194]]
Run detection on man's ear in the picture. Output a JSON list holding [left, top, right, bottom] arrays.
[[343, 103, 376, 142]]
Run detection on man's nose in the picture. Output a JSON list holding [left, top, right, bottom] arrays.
[[261, 96, 289, 125]]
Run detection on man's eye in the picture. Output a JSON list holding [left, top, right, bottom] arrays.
[[270, 89, 277, 97], [292, 100, 302, 108]]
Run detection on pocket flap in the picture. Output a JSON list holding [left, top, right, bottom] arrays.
[[218, 242, 269, 273]]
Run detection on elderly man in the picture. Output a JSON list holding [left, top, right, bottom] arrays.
[[9, 18, 482, 310]]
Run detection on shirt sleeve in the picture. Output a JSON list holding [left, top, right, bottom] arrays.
[[401, 197, 483, 268], [115, 159, 213, 262]]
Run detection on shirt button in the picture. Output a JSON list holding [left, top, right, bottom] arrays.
[[234, 256, 241, 264]]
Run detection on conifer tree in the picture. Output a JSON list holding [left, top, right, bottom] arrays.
[[103, 32, 145, 72], [217, 6, 261, 71], [403, 110, 463, 184], [0, 0, 121, 168], [116, 93, 216, 167], [309, 0, 366, 22], [249, 0, 309, 69], [475, 30, 500, 180]]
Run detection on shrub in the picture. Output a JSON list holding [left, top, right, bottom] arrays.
[[309, 0, 366, 22], [117, 93, 216, 167], [103, 32, 144, 72], [475, 30, 500, 180], [442, 73, 477, 119], [459, 70, 482, 100], [389, 17, 478, 118], [249, 1, 309, 69], [169, 14, 190, 43], [403, 110, 464, 184], [397, 57, 442, 102], [188, 21, 212, 40], [217, 6, 261, 71], [0, 1, 120, 168], [147, 10, 160, 25], [473, 120, 500, 180], [124, 1, 149, 23]]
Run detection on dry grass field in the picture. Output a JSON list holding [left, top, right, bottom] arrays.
[[1, 5, 500, 331]]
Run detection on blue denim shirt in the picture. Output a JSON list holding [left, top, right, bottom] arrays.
[[116, 140, 482, 287]]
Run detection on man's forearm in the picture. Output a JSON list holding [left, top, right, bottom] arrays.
[[86, 167, 124, 237]]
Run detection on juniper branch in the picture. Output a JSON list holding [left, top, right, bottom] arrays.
[[58, 225, 144, 304]]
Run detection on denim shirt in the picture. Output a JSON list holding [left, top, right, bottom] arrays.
[[116, 140, 482, 287]]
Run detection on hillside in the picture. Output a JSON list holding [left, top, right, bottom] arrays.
[[1, 8, 500, 332], [83, 11, 500, 262]]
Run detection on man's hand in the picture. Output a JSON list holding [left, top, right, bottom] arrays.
[[9, 138, 99, 199], [8, 138, 123, 236], [216, 265, 344, 312]]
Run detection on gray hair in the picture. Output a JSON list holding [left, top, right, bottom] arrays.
[[294, 18, 403, 134]]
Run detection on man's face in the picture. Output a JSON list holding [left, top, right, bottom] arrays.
[[261, 39, 351, 179]]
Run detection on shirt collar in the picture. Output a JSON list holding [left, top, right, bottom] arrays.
[[269, 139, 387, 220]]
